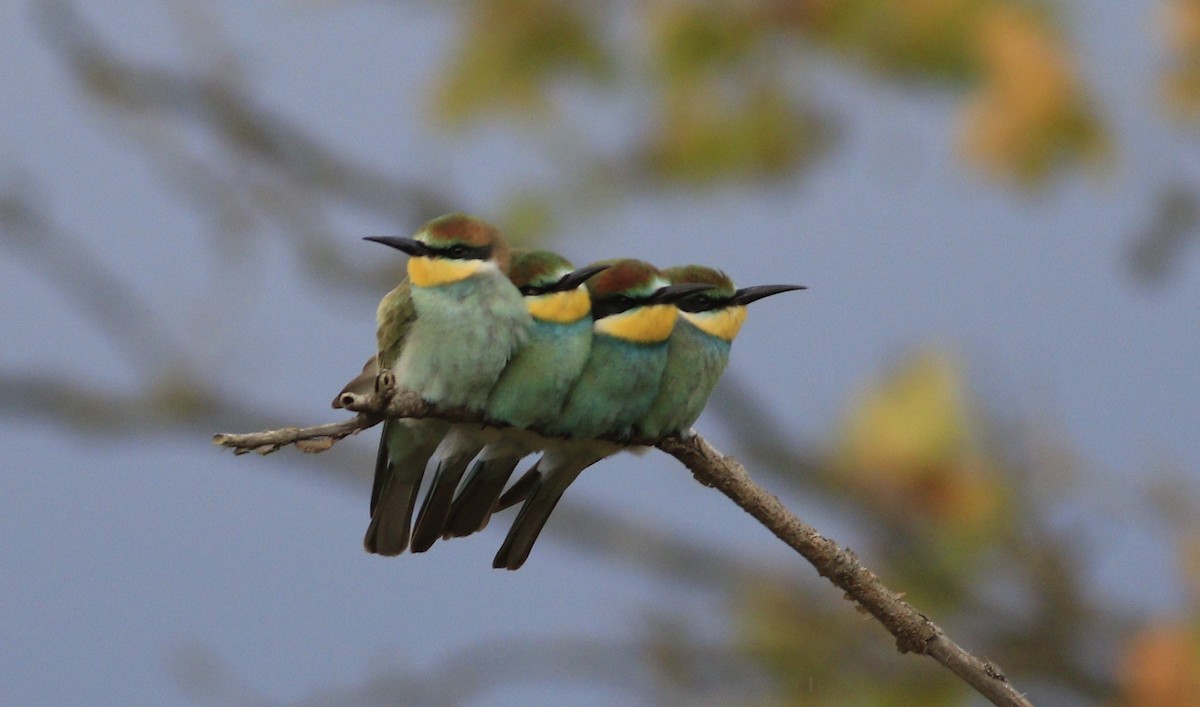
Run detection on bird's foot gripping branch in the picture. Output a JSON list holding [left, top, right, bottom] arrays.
[[213, 381, 1033, 707]]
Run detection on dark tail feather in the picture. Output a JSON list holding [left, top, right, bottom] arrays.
[[492, 449, 608, 569], [409, 452, 473, 553], [363, 421, 443, 556], [496, 465, 540, 512], [492, 479, 564, 571], [443, 454, 522, 538], [368, 421, 392, 516], [363, 469, 422, 556]]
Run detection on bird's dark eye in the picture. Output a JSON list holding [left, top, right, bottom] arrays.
[[519, 285, 545, 296], [675, 292, 719, 313], [446, 245, 469, 258]]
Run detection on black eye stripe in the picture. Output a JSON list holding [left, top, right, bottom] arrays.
[[591, 294, 649, 320], [432, 243, 491, 260], [675, 293, 732, 313]]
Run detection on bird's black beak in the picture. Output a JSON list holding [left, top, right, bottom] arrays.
[[364, 236, 431, 257], [552, 263, 611, 292], [730, 284, 806, 305], [651, 282, 716, 304]]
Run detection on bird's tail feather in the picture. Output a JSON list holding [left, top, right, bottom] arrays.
[[492, 474, 563, 570], [443, 453, 523, 538], [493, 453, 597, 570], [363, 420, 446, 556], [495, 465, 539, 512], [410, 449, 476, 552]]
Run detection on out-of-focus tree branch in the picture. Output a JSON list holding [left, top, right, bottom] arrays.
[[0, 177, 183, 373], [37, 0, 456, 224], [32, 0, 468, 299], [1127, 183, 1200, 286]]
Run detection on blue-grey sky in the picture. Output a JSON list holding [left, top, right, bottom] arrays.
[[2, 1, 1198, 704]]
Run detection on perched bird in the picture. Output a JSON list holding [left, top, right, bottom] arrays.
[[636, 266, 805, 439], [437, 253, 607, 540], [331, 283, 430, 556], [355, 214, 531, 556], [499, 266, 806, 509], [492, 259, 711, 570], [408, 252, 608, 550]]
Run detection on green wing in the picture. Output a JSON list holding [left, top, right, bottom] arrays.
[[375, 278, 416, 368]]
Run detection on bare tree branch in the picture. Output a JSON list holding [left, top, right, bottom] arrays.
[[658, 434, 1031, 707], [214, 416, 377, 456], [214, 391, 1033, 707]]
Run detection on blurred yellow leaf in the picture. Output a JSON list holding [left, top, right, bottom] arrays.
[[498, 191, 556, 246], [648, 1, 760, 82], [791, 0, 980, 79], [839, 349, 970, 478], [643, 81, 822, 183], [835, 349, 1007, 534], [1158, 0, 1200, 121], [430, 0, 1104, 185], [433, 0, 610, 124], [1160, 0, 1200, 53], [1119, 622, 1200, 707], [957, 5, 1106, 182]]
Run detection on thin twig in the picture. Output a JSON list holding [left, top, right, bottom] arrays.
[[213, 414, 379, 456], [214, 392, 1033, 707], [656, 433, 1032, 707]]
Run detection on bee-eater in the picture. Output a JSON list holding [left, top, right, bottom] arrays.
[[491, 260, 711, 570], [636, 266, 805, 439], [435, 254, 607, 540], [407, 252, 608, 551], [356, 214, 531, 556]]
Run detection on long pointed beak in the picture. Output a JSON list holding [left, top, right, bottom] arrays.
[[731, 284, 806, 305], [363, 235, 430, 256], [651, 282, 716, 304], [552, 263, 611, 292]]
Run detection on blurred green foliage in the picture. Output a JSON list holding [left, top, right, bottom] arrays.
[[435, 0, 1106, 186], [435, 0, 612, 123]]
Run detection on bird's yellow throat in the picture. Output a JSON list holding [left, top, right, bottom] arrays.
[[594, 304, 678, 343], [682, 306, 747, 341], [407, 256, 485, 287], [527, 288, 591, 324]]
